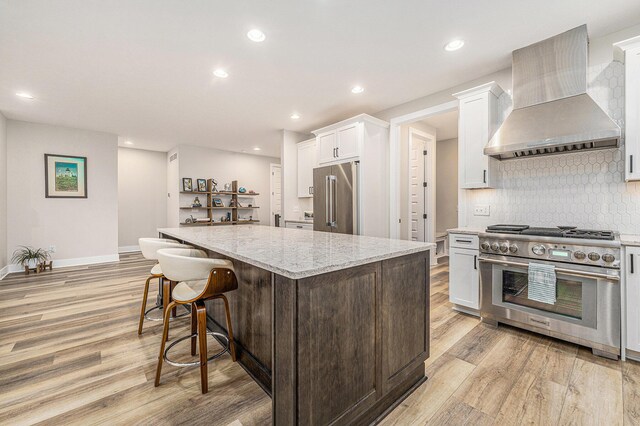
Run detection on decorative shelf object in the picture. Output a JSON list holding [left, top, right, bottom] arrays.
[[179, 179, 259, 226]]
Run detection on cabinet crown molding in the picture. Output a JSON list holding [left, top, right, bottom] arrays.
[[613, 35, 640, 52], [453, 81, 505, 100], [312, 113, 389, 135]]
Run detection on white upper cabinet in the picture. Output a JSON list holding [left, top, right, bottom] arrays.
[[297, 139, 316, 198], [453, 82, 504, 189], [614, 36, 640, 181], [317, 131, 337, 165], [313, 115, 382, 166], [336, 123, 361, 160]]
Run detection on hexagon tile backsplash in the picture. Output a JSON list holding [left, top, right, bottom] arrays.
[[466, 61, 640, 234]]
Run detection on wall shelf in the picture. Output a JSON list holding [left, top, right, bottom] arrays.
[[179, 179, 259, 226]]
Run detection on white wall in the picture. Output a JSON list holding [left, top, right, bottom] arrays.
[[0, 112, 7, 277], [169, 145, 278, 227], [436, 138, 458, 233], [281, 130, 313, 221], [6, 120, 119, 267], [118, 147, 167, 251]]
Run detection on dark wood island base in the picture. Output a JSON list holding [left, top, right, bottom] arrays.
[[160, 230, 431, 425]]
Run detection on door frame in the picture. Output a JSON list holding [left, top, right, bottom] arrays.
[[388, 100, 459, 239], [406, 127, 436, 244], [270, 163, 282, 226]]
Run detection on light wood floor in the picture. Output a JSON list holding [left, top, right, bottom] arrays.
[[0, 255, 638, 425]]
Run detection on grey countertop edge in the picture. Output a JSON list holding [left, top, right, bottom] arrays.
[[158, 228, 435, 280], [447, 227, 484, 235], [620, 234, 640, 247]]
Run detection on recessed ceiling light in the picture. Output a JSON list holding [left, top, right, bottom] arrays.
[[444, 39, 465, 51], [16, 92, 34, 99], [351, 86, 364, 94], [213, 69, 229, 78], [247, 29, 266, 42], [290, 113, 301, 120], [124, 140, 134, 145], [253, 147, 261, 151]]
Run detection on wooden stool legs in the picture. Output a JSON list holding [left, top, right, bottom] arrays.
[[137, 275, 154, 335], [196, 301, 208, 393], [154, 296, 236, 394], [155, 300, 177, 387], [218, 294, 237, 362]]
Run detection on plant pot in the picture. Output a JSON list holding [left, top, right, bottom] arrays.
[[26, 259, 38, 270]]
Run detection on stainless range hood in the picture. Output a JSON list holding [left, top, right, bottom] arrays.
[[484, 25, 621, 160]]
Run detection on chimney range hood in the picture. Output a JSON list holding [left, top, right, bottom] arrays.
[[484, 25, 621, 160]]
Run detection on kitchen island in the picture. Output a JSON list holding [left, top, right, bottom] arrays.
[[158, 226, 434, 425]]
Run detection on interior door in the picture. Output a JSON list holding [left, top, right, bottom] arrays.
[[270, 164, 282, 227], [313, 166, 333, 232], [408, 129, 434, 242]]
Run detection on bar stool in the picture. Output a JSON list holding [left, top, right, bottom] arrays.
[[137, 238, 192, 335], [154, 248, 238, 394]]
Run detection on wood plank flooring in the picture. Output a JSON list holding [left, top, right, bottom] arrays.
[[0, 255, 638, 425]]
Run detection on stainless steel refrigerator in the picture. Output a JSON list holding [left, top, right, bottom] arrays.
[[313, 162, 359, 234]]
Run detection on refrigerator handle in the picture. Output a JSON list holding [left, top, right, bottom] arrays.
[[325, 176, 331, 226], [325, 175, 337, 227]]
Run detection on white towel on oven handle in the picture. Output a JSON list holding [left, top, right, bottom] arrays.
[[528, 262, 557, 304]]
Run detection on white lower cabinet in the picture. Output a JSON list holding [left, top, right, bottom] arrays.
[[625, 246, 640, 356], [449, 233, 480, 310], [285, 221, 313, 230]]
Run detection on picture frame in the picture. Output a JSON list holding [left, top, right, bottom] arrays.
[[196, 178, 207, 192], [213, 197, 224, 207], [44, 154, 87, 198], [182, 178, 193, 192]]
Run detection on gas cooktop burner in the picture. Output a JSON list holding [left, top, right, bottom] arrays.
[[485, 225, 615, 240]]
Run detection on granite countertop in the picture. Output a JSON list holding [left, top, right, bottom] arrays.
[[447, 227, 485, 235], [158, 226, 435, 279], [620, 234, 640, 247]]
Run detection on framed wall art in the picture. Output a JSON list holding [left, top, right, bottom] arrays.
[[44, 154, 87, 198]]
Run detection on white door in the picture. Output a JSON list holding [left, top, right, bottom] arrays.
[[317, 131, 337, 165], [449, 247, 480, 309], [408, 128, 435, 243], [336, 123, 360, 160], [270, 164, 282, 226]]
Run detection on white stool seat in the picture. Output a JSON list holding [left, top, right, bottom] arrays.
[[151, 263, 162, 276], [139, 238, 192, 261], [172, 279, 208, 302]]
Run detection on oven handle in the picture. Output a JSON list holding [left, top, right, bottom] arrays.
[[478, 257, 620, 281]]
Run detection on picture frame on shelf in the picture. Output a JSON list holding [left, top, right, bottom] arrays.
[[213, 197, 224, 207], [44, 154, 87, 198], [182, 178, 193, 192], [196, 179, 207, 192]]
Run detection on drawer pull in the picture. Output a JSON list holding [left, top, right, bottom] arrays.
[[455, 239, 472, 244]]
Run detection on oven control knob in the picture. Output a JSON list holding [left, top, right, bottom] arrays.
[[491, 243, 499, 251], [499, 243, 509, 253], [509, 244, 518, 253], [602, 253, 615, 263], [574, 251, 586, 260], [588, 252, 601, 261], [481, 242, 490, 251], [532, 245, 546, 256]]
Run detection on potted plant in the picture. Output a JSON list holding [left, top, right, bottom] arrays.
[[11, 246, 51, 274]]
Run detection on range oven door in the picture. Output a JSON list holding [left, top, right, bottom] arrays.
[[479, 255, 620, 351]]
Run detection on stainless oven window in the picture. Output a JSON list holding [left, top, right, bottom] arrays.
[[502, 270, 583, 319]]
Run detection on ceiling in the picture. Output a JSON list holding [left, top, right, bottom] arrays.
[[418, 110, 459, 142], [1, 1, 640, 158]]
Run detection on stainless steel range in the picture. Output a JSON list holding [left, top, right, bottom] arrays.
[[479, 225, 621, 359]]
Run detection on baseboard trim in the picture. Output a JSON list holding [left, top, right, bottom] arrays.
[[118, 245, 140, 254], [0, 265, 9, 281], [0, 253, 121, 280]]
